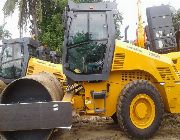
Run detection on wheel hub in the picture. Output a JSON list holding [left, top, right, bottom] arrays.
[[135, 103, 148, 119], [130, 94, 155, 129]]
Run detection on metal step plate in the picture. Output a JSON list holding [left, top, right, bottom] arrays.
[[0, 101, 72, 131]]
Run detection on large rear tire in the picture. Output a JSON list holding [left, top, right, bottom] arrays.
[[117, 80, 164, 139]]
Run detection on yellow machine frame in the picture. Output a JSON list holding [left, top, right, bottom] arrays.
[[71, 40, 180, 118], [25, 39, 180, 116], [26, 58, 66, 83]]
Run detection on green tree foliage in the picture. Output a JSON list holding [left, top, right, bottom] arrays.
[[38, 0, 67, 53], [0, 24, 11, 40]]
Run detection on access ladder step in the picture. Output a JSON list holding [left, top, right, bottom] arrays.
[[91, 91, 106, 113], [91, 91, 106, 99]]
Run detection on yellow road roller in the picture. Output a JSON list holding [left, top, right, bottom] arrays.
[[0, 1, 180, 140]]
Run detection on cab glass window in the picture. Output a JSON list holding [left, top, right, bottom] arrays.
[[0, 43, 24, 79], [66, 12, 108, 74], [68, 13, 88, 45], [89, 13, 108, 40]]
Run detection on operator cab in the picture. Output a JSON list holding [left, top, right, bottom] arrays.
[[63, 0, 117, 82], [0, 37, 39, 84], [145, 5, 178, 53]]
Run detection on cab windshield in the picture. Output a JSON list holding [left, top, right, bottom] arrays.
[[66, 12, 108, 74], [0, 43, 24, 79]]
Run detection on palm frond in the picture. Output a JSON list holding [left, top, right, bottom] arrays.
[[3, 0, 17, 16], [18, 0, 29, 30]]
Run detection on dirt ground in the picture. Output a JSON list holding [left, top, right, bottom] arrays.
[[50, 113, 180, 140]]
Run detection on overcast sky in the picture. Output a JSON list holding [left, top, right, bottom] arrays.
[[0, 0, 179, 41]]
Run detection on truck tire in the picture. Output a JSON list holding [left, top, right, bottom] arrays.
[[117, 80, 164, 139]]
